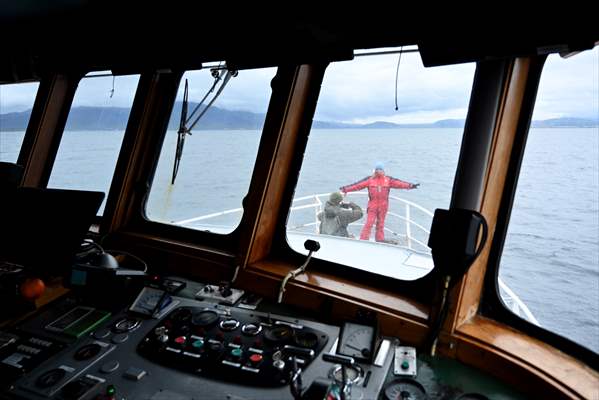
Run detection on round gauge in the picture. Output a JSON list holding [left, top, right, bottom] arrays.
[[130, 286, 169, 315], [170, 308, 192, 324], [219, 319, 240, 331], [74, 343, 102, 361], [241, 323, 263, 336], [113, 317, 142, 333], [192, 310, 219, 327], [36, 368, 66, 388], [264, 325, 294, 343], [383, 378, 427, 400], [338, 322, 376, 362], [294, 331, 318, 348], [329, 364, 363, 385]]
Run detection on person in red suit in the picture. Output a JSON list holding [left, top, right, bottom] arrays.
[[340, 162, 419, 242]]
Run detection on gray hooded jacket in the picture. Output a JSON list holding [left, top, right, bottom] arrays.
[[318, 201, 363, 237]]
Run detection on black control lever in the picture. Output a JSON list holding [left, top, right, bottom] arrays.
[[289, 356, 303, 400], [322, 353, 355, 366], [278, 240, 320, 303], [283, 345, 315, 359]]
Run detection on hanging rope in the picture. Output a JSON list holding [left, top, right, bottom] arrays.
[[394, 46, 403, 111]]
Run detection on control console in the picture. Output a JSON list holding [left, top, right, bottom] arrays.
[[137, 306, 329, 386], [2, 283, 400, 400]]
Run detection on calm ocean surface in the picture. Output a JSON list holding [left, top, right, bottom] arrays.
[[1, 128, 597, 353]]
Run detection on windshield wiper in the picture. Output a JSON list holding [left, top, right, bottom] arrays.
[[171, 68, 236, 184]]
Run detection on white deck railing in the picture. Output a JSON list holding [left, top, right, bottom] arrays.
[[288, 192, 433, 253], [173, 193, 539, 326]]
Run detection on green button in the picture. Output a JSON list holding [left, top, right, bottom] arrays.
[[106, 385, 116, 395], [192, 339, 204, 349], [401, 360, 410, 370], [231, 348, 243, 357]]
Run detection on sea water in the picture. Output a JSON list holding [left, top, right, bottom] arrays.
[[1, 128, 597, 353]]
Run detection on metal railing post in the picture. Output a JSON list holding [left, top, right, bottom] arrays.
[[405, 204, 412, 249], [315, 195, 322, 234]]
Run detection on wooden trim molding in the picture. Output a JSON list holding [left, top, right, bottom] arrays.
[[239, 64, 327, 267], [435, 56, 599, 398], [19, 74, 79, 188], [446, 58, 529, 332], [102, 71, 182, 234], [236, 260, 430, 346], [439, 316, 599, 399]]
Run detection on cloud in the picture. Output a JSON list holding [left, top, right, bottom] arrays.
[[180, 67, 276, 113], [532, 49, 598, 120], [1, 47, 597, 123], [313, 53, 476, 123], [0, 82, 40, 113]]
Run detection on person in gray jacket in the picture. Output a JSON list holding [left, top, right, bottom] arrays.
[[318, 192, 363, 237]]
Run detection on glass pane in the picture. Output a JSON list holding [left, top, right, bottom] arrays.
[[499, 47, 598, 353], [145, 66, 275, 234], [0, 82, 40, 163], [47, 74, 140, 215], [286, 48, 475, 281]]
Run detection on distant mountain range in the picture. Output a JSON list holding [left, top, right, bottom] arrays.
[[1, 104, 597, 131]]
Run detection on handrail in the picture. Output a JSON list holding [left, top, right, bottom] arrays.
[[172, 193, 538, 326], [498, 278, 540, 326], [289, 192, 433, 253]]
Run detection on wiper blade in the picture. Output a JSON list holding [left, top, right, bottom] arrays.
[[172, 79, 189, 184], [171, 68, 236, 185]]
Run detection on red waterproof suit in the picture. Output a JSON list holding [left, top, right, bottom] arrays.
[[340, 174, 414, 241]]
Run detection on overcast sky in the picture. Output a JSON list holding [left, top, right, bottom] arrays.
[[1, 46, 597, 124]]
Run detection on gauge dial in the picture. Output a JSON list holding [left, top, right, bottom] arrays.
[[219, 318, 240, 331], [330, 364, 363, 385], [192, 310, 220, 327], [113, 317, 142, 333], [264, 325, 294, 343], [294, 331, 318, 348], [337, 322, 376, 362], [241, 323, 262, 336], [383, 378, 427, 400], [130, 286, 168, 315]]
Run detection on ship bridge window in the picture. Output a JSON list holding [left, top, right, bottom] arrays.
[[47, 72, 140, 215], [145, 65, 275, 234], [498, 47, 598, 353], [285, 47, 475, 281], [0, 82, 40, 163]]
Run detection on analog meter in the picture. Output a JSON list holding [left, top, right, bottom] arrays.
[[337, 322, 378, 363]]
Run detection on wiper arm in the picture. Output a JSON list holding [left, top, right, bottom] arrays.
[[186, 69, 234, 132], [172, 79, 190, 184], [171, 68, 236, 185]]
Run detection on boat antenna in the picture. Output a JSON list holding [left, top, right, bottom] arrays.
[[171, 66, 237, 184], [394, 46, 403, 111], [278, 240, 320, 303]]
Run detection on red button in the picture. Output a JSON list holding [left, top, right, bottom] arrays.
[[174, 336, 186, 345], [253, 339, 262, 348], [249, 354, 263, 364], [233, 335, 242, 345]]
